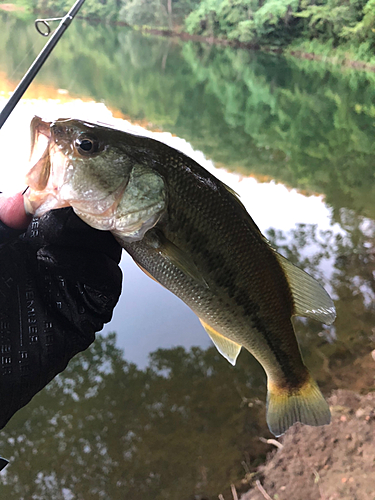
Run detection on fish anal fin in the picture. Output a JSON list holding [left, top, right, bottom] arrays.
[[266, 374, 331, 437], [200, 319, 241, 366], [275, 252, 336, 325]]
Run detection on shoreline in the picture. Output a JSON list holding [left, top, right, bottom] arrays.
[[139, 26, 375, 73], [2, 4, 375, 73], [238, 349, 375, 499], [241, 388, 375, 500]]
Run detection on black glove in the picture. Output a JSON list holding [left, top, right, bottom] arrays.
[[0, 207, 122, 430]]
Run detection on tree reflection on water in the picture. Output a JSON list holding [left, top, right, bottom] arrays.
[[0, 216, 374, 500], [0, 336, 267, 499], [1, 13, 375, 221]]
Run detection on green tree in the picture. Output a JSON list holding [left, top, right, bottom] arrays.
[[13, 0, 375, 62], [30, 0, 121, 20], [295, 0, 364, 42], [120, 0, 169, 27]]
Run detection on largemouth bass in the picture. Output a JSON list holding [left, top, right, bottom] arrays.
[[24, 116, 336, 436]]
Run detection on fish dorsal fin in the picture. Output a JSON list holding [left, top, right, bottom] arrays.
[[223, 182, 249, 214], [222, 182, 241, 200], [275, 252, 336, 325], [222, 181, 267, 238], [199, 319, 241, 366]]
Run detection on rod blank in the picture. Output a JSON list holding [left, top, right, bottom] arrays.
[[0, 0, 86, 130]]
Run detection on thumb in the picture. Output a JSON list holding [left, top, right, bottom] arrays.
[[0, 192, 31, 229]]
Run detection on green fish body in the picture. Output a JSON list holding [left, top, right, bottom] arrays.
[[25, 117, 336, 436]]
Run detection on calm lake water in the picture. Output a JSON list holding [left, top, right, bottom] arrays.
[[0, 11, 375, 500]]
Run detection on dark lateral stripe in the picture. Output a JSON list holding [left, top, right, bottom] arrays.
[[174, 211, 303, 383]]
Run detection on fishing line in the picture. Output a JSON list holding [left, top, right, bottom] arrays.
[[0, 0, 86, 130], [6, 17, 64, 83], [5, 40, 40, 86]]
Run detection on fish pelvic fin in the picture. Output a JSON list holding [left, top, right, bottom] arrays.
[[134, 261, 162, 285], [266, 374, 331, 437], [200, 319, 241, 366], [275, 253, 336, 325]]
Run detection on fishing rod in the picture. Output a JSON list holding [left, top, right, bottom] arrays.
[[0, 0, 86, 129]]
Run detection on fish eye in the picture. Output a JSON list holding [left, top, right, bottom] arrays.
[[75, 134, 99, 155]]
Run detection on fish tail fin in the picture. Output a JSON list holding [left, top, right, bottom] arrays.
[[266, 374, 330, 437]]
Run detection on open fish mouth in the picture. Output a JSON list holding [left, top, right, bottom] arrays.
[[24, 117, 82, 217], [29, 117, 53, 185], [29, 117, 51, 160], [24, 116, 57, 215]]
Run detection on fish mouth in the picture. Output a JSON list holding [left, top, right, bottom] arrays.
[[24, 116, 52, 215], [24, 116, 68, 216], [28, 116, 52, 187], [30, 115, 51, 149]]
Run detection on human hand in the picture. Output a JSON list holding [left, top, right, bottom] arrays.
[[0, 191, 31, 229], [0, 195, 122, 430]]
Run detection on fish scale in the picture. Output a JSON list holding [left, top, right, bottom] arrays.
[[124, 152, 306, 381], [25, 117, 336, 436]]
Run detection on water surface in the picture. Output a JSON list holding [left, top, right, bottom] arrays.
[[0, 12, 374, 500]]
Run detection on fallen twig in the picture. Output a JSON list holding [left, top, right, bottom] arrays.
[[313, 469, 326, 500], [255, 479, 273, 500], [231, 484, 239, 500], [259, 437, 283, 449]]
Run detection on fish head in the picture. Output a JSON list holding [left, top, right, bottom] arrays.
[[25, 116, 134, 219], [24, 117, 166, 240]]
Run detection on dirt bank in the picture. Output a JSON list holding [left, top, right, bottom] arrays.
[[241, 388, 375, 500], [140, 27, 375, 73], [0, 3, 25, 11], [139, 27, 260, 50]]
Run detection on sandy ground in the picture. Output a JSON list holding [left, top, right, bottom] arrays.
[[241, 384, 375, 500]]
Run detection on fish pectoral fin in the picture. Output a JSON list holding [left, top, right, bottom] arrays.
[[266, 373, 331, 437], [159, 236, 208, 288], [199, 319, 241, 366], [275, 252, 336, 325]]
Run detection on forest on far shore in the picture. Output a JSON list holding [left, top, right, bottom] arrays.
[[18, 0, 375, 64]]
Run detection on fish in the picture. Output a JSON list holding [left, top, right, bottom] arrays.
[[24, 116, 336, 437]]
